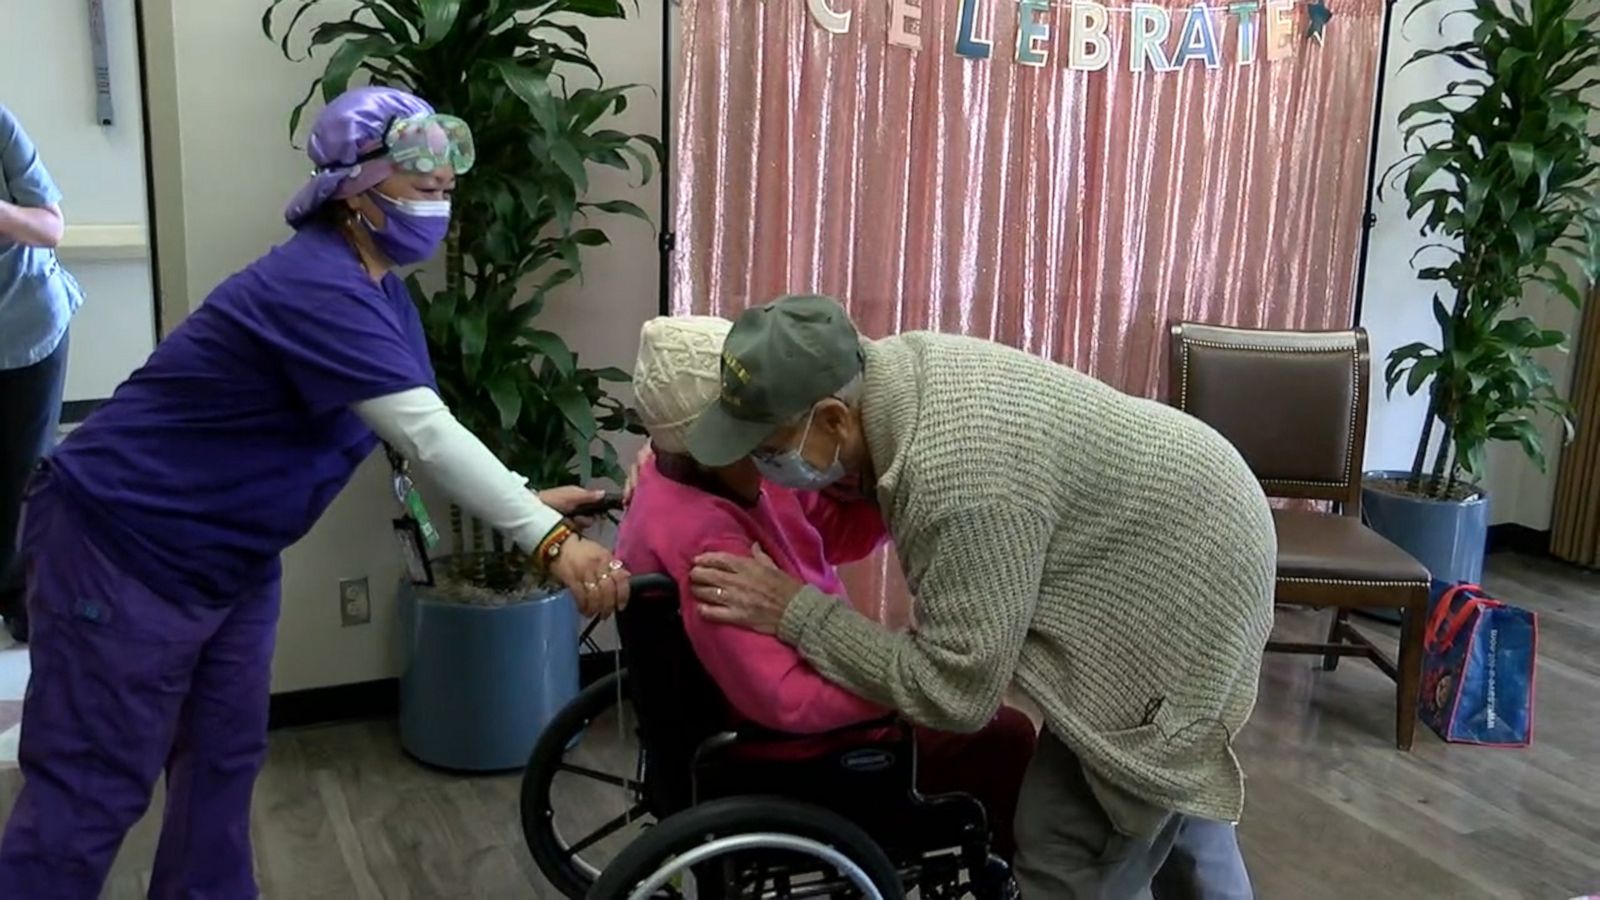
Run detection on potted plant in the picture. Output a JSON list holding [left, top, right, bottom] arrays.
[[1365, 0, 1599, 587], [266, 0, 658, 770]]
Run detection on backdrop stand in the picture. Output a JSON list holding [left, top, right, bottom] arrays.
[[1351, 0, 1402, 327], [658, 0, 674, 316]]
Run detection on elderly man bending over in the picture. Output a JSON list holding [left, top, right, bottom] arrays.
[[687, 295, 1276, 899]]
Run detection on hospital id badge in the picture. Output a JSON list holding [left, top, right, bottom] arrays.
[[393, 518, 435, 586], [405, 489, 440, 549], [394, 475, 440, 550]]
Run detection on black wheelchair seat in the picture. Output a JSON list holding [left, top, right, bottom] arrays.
[[524, 574, 1013, 899], [614, 575, 997, 871]]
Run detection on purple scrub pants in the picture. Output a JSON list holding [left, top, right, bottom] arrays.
[[0, 481, 280, 899]]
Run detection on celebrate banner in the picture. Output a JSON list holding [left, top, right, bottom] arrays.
[[789, 0, 1335, 69], [680, 0, 1380, 626]]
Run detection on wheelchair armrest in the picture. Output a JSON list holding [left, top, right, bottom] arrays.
[[691, 715, 909, 769], [738, 714, 907, 745]]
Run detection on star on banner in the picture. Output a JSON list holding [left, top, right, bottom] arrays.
[[1307, 0, 1334, 44]]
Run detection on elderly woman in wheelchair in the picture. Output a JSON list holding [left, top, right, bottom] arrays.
[[519, 316, 1035, 899]]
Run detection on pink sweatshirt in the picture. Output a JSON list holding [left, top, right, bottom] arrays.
[[616, 460, 890, 734]]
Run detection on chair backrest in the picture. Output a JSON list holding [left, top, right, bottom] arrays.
[[614, 574, 733, 816], [1168, 322, 1370, 512]]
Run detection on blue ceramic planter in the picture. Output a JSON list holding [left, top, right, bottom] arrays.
[[397, 571, 579, 772], [1361, 469, 1491, 585]]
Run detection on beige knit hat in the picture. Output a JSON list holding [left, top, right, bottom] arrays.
[[633, 315, 734, 455]]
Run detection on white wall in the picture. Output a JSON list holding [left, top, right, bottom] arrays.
[[1, 0, 157, 400], [1358, 3, 1586, 529], [157, 0, 663, 692]]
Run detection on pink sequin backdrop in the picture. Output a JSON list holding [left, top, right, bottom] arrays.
[[671, 0, 1382, 623]]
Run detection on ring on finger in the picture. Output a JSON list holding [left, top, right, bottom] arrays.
[[607, 559, 623, 571], [584, 581, 598, 591]]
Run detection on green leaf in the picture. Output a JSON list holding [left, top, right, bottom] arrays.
[[534, 22, 590, 49], [287, 75, 325, 143], [320, 36, 399, 100], [1397, 98, 1456, 126], [487, 370, 523, 429], [551, 180, 578, 235], [1403, 149, 1453, 198], [1532, 273, 1584, 308], [1498, 46, 1531, 71], [636, 133, 668, 167], [553, 386, 599, 440], [1505, 143, 1537, 183], [550, 140, 590, 193], [559, 239, 585, 282], [306, 20, 389, 55], [522, 329, 577, 377], [273, 0, 327, 60], [572, 426, 594, 482], [545, 47, 604, 84], [1491, 419, 1548, 470], [491, 58, 560, 136], [592, 366, 631, 382], [460, 304, 489, 374], [361, 1, 415, 41], [532, 267, 578, 300], [1432, 295, 1453, 331], [419, 0, 463, 46], [550, 0, 627, 17], [584, 199, 654, 228], [1406, 356, 1443, 395], [620, 143, 655, 187], [1510, 213, 1537, 256]]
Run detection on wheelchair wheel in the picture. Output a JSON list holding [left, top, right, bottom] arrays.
[[522, 669, 657, 899], [587, 795, 905, 900]]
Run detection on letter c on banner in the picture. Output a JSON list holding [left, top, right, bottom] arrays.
[[1069, 2, 1112, 70], [808, 0, 852, 33]]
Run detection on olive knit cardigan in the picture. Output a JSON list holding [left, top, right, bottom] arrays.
[[778, 332, 1277, 825]]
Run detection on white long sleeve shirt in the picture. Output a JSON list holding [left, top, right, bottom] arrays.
[[353, 387, 563, 551]]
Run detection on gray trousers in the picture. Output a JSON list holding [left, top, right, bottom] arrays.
[[1013, 731, 1253, 899]]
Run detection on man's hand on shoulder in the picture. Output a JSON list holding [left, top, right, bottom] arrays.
[[690, 542, 803, 636]]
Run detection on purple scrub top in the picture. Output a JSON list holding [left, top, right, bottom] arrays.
[[45, 223, 436, 606]]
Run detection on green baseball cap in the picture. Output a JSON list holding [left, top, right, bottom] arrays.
[[685, 294, 864, 467]]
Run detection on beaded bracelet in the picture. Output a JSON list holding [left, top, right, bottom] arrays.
[[535, 521, 577, 573]]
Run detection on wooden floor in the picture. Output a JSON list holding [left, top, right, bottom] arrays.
[[2, 552, 1597, 898]]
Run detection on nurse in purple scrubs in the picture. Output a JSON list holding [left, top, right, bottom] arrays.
[[0, 87, 630, 898]]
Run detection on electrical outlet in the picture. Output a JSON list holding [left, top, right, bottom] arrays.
[[339, 577, 371, 627]]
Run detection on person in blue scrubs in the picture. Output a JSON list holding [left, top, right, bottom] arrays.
[[0, 86, 632, 899], [0, 104, 82, 645]]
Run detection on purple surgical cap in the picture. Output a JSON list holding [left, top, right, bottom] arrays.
[[283, 86, 435, 228]]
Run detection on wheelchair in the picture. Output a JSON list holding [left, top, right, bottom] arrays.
[[520, 574, 1016, 899]]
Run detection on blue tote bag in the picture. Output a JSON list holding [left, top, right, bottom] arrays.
[[1418, 581, 1538, 746]]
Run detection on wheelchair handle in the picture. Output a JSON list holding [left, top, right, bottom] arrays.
[[626, 573, 677, 596], [566, 490, 625, 519]]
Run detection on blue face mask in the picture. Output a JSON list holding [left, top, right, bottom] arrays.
[[753, 407, 846, 491]]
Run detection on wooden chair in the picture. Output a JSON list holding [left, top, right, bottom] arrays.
[[1169, 323, 1430, 750]]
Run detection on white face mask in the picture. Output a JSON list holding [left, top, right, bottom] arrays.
[[752, 407, 847, 491], [376, 191, 452, 218]]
